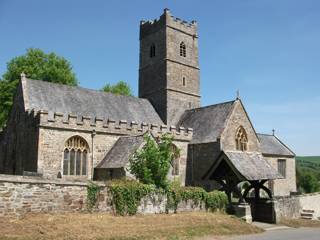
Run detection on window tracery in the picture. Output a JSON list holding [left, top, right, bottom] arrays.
[[235, 126, 248, 151], [63, 136, 89, 176]]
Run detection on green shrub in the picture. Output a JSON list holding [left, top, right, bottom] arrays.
[[205, 191, 228, 212], [109, 180, 161, 215]]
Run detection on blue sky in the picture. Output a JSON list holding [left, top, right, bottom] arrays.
[[0, 0, 319, 155]]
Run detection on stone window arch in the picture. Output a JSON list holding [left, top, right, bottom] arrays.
[[235, 126, 248, 151], [63, 136, 89, 176], [170, 144, 180, 176], [180, 42, 186, 57], [150, 43, 156, 58]]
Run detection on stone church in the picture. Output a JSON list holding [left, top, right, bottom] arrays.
[[0, 9, 296, 201]]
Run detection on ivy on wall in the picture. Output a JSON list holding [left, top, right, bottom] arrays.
[[166, 180, 228, 213], [109, 180, 163, 215], [107, 179, 228, 216], [86, 181, 101, 211]]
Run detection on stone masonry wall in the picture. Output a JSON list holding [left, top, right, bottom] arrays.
[[139, 9, 200, 125], [0, 82, 39, 175], [220, 100, 261, 152], [275, 192, 320, 221], [37, 111, 192, 180], [265, 156, 297, 196], [186, 142, 221, 191], [0, 174, 205, 217]]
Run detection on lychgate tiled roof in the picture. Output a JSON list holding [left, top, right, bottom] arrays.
[[204, 151, 282, 181], [224, 151, 283, 180], [96, 135, 144, 169], [178, 101, 235, 144], [257, 134, 295, 157], [23, 78, 163, 124]]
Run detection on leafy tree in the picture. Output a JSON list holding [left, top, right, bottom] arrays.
[[0, 48, 78, 128], [298, 169, 320, 193], [102, 81, 133, 96], [129, 134, 180, 189]]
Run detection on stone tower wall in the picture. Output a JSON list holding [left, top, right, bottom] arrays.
[[139, 9, 201, 125]]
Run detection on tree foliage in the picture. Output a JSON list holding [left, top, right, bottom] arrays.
[[129, 134, 180, 189], [102, 80, 133, 96], [297, 167, 320, 193], [0, 48, 78, 128]]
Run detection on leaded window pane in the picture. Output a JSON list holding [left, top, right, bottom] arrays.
[[63, 136, 89, 176], [82, 151, 87, 175], [63, 149, 69, 175], [76, 150, 81, 175], [70, 149, 75, 175]]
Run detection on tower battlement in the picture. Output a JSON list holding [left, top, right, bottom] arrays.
[[140, 8, 197, 39]]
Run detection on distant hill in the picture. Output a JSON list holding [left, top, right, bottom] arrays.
[[296, 156, 320, 172], [296, 156, 320, 178]]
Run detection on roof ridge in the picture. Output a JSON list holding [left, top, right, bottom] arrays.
[[25, 78, 144, 102], [186, 99, 236, 112], [257, 133, 274, 136]]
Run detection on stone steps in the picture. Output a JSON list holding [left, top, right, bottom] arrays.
[[300, 209, 314, 220]]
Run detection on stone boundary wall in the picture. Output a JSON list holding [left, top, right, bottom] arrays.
[[0, 175, 204, 217], [275, 192, 320, 220]]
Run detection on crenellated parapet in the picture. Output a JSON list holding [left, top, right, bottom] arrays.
[[35, 110, 193, 141], [140, 8, 197, 39]]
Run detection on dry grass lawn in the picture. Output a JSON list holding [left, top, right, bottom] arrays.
[[0, 212, 262, 240], [280, 218, 320, 228]]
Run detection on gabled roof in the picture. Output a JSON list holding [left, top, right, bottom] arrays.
[[203, 151, 282, 181], [257, 133, 295, 157], [96, 135, 144, 169], [178, 100, 235, 144], [22, 78, 163, 124]]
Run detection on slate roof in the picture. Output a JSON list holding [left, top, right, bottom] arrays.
[[258, 134, 295, 157], [23, 78, 163, 124], [204, 151, 282, 181], [178, 101, 235, 144], [96, 135, 144, 169]]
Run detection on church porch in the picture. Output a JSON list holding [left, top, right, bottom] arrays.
[[203, 151, 282, 223]]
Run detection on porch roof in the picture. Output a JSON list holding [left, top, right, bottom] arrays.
[[203, 151, 283, 181], [96, 135, 144, 169]]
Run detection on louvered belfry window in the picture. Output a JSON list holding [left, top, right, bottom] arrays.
[[180, 42, 186, 57], [235, 126, 248, 151], [150, 43, 156, 58], [63, 136, 89, 176]]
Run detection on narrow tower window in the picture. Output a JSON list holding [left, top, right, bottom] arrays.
[[150, 43, 156, 58], [182, 76, 186, 86], [180, 42, 186, 57], [235, 126, 248, 151]]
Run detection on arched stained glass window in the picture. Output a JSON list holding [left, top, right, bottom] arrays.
[[235, 126, 248, 151], [63, 136, 89, 176]]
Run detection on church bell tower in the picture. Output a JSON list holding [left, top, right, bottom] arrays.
[[139, 9, 201, 125]]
